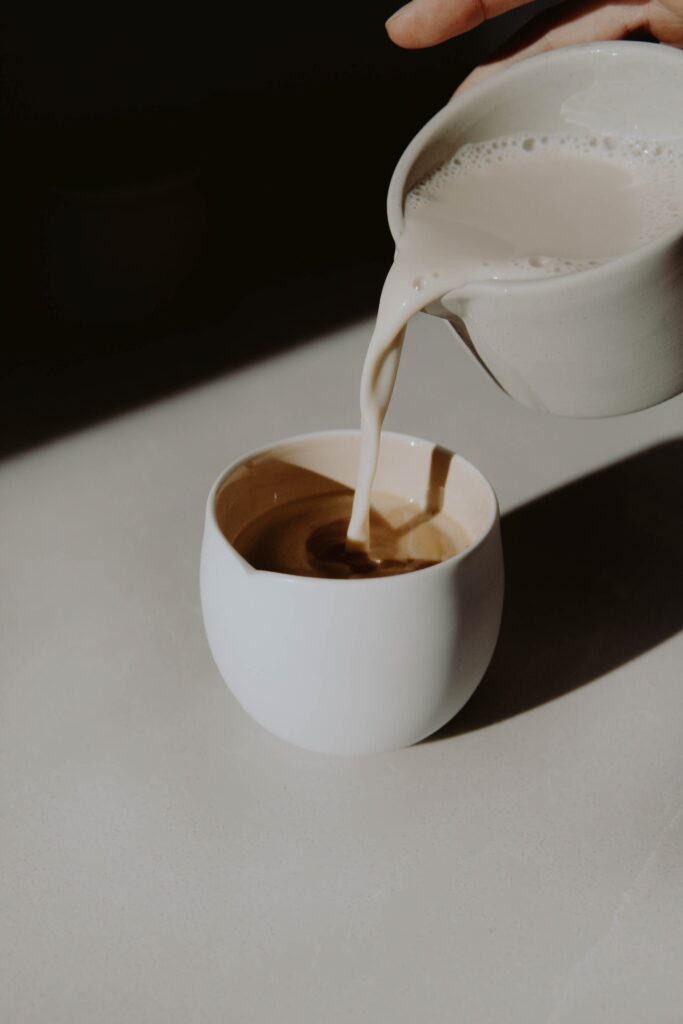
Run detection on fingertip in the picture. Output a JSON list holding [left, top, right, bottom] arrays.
[[385, 3, 419, 47], [386, 2, 482, 49]]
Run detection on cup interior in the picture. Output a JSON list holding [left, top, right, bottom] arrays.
[[213, 431, 496, 557]]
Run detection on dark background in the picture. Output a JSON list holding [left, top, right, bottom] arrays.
[[0, 5, 538, 457]]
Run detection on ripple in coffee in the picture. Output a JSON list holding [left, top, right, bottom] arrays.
[[233, 488, 469, 579]]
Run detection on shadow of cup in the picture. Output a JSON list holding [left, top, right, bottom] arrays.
[[429, 437, 683, 738]]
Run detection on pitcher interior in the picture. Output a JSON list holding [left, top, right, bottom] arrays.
[[393, 42, 683, 224]]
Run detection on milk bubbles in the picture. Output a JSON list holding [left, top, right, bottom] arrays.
[[406, 131, 683, 278]]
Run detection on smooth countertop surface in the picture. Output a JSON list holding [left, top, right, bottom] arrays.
[[3, 310, 682, 1023]]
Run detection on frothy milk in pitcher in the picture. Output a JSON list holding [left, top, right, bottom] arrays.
[[346, 131, 683, 548]]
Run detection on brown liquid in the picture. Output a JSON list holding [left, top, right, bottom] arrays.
[[233, 490, 469, 579]]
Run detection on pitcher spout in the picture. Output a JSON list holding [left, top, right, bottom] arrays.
[[426, 294, 513, 400]]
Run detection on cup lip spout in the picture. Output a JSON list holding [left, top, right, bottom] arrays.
[[204, 428, 500, 586], [387, 40, 683, 297]]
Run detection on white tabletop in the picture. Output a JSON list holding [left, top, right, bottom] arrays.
[[3, 310, 682, 1023]]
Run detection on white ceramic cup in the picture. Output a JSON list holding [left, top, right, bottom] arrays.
[[200, 431, 503, 755], [387, 41, 683, 417]]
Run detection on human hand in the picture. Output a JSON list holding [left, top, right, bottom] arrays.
[[385, 0, 683, 91]]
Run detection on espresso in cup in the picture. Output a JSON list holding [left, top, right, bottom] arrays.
[[233, 485, 468, 579]]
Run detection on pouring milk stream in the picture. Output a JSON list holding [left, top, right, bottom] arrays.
[[347, 127, 683, 549]]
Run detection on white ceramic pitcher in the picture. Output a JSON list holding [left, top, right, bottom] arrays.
[[387, 41, 683, 417]]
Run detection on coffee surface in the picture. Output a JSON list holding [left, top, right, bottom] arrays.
[[234, 490, 469, 579]]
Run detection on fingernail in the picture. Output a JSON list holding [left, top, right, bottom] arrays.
[[386, 2, 413, 26]]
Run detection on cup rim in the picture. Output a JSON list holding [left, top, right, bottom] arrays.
[[387, 40, 683, 297], [205, 428, 500, 585]]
